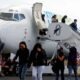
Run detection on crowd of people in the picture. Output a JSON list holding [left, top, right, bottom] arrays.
[[51, 14, 78, 33], [0, 41, 79, 80]]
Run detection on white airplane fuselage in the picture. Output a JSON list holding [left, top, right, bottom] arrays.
[[0, 8, 35, 52], [0, 5, 58, 58]]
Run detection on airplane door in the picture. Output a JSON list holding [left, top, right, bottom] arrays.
[[32, 3, 47, 30]]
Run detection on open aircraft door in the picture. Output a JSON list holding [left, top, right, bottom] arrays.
[[32, 3, 47, 35]]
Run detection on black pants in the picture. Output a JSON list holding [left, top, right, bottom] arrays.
[[56, 67, 64, 80]]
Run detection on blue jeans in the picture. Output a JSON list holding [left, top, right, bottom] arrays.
[[68, 65, 78, 80], [19, 64, 27, 80]]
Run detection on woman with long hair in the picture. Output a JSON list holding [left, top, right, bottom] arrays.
[[67, 46, 78, 80], [29, 43, 47, 80], [13, 41, 29, 80]]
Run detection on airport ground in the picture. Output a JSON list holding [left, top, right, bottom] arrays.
[[0, 65, 80, 80], [0, 75, 80, 80], [1, 64, 80, 80], [1, 60, 80, 80]]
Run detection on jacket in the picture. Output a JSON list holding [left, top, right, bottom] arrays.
[[29, 49, 47, 66], [13, 48, 29, 65]]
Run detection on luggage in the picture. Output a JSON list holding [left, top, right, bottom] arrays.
[[51, 58, 58, 73]]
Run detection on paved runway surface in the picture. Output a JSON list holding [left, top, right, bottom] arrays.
[[0, 75, 80, 80]]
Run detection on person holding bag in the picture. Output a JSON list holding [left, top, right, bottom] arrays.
[[48, 47, 65, 80], [51, 56, 58, 74], [55, 48, 65, 80]]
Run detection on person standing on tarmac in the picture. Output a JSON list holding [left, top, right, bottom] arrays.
[[53, 47, 65, 80], [67, 46, 78, 80], [28, 43, 47, 80], [13, 41, 29, 80]]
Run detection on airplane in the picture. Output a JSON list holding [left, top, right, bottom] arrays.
[[0, 2, 80, 60], [0, 3, 55, 57]]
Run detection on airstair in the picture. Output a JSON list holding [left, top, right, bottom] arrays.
[[32, 3, 80, 53], [47, 22, 80, 53]]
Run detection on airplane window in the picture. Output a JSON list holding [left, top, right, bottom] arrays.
[[0, 13, 25, 21], [0, 13, 13, 21], [14, 14, 19, 21], [14, 14, 25, 21], [19, 14, 25, 20]]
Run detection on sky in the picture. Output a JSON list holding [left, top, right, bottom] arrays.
[[0, 0, 80, 28], [0, 0, 80, 18]]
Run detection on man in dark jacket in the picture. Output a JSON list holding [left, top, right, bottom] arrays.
[[13, 41, 29, 80], [70, 19, 77, 31]]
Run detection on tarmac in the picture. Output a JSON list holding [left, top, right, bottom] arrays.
[[0, 75, 80, 80], [0, 64, 80, 80]]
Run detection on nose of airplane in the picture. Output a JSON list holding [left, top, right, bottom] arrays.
[[0, 19, 5, 24], [0, 20, 8, 30]]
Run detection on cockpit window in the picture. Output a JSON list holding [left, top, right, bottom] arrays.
[[19, 14, 25, 20], [14, 14, 25, 21], [0, 12, 25, 21], [14, 14, 19, 21], [0, 13, 13, 21]]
